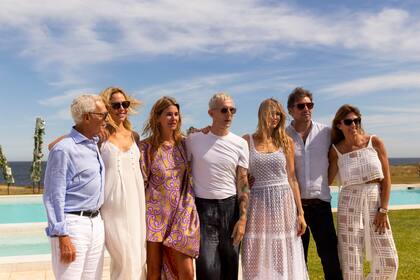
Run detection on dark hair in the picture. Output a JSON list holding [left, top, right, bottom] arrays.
[[287, 87, 313, 113], [331, 104, 364, 144]]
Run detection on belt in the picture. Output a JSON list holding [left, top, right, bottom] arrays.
[[301, 199, 326, 206], [66, 210, 100, 218]]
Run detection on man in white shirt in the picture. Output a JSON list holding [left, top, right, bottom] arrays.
[[286, 88, 342, 280], [186, 92, 250, 280]]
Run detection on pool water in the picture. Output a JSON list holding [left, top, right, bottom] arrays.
[[331, 187, 420, 208], [0, 188, 419, 257], [0, 196, 46, 224]]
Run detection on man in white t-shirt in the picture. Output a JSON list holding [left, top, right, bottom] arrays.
[[186, 92, 250, 280]]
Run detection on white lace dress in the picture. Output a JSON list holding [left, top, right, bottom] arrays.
[[242, 135, 308, 280], [100, 141, 147, 280]]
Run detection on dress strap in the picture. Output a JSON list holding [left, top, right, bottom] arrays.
[[249, 134, 256, 151], [332, 144, 342, 157], [367, 135, 374, 148]]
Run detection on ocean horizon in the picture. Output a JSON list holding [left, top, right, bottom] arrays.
[[1, 158, 419, 186]]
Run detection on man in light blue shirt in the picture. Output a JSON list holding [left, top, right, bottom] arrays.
[[286, 88, 342, 280], [43, 94, 108, 280]]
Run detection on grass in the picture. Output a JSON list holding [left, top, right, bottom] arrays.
[[306, 209, 420, 279]]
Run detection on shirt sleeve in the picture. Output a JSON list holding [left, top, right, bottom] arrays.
[[238, 139, 249, 169], [43, 149, 69, 236]]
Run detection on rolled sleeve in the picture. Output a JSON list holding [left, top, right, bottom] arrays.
[[43, 149, 69, 236]]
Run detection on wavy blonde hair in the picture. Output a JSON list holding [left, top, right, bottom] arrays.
[[142, 96, 183, 149], [255, 98, 291, 155], [99, 87, 141, 133]]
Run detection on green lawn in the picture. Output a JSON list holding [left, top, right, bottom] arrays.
[[306, 209, 420, 279]]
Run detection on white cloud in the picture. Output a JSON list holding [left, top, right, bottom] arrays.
[[320, 72, 420, 97], [38, 88, 96, 107], [2, 1, 420, 84]]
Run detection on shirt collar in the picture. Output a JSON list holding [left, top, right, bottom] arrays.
[[70, 127, 99, 144]]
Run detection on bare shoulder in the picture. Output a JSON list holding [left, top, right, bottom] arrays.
[[370, 134, 385, 150]]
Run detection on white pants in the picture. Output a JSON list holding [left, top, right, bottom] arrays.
[[51, 213, 105, 280], [337, 184, 398, 280]]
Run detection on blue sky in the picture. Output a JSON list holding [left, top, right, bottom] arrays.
[[1, 0, 420, 161]]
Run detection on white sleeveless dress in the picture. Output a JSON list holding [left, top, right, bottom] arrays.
[[100, 140, 147, 280], [242, 135, 308, 280]]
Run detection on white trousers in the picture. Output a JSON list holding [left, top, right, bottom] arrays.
[[337, 184, 398, 280], [50, 213, 105, 280]]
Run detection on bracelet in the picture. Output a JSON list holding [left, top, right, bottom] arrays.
[[377, 207, 388, 214]]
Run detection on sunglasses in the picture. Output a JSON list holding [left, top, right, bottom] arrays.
[[111, 101, 130, 110], [342, 118, 361, 126], [89, 112, 109, 120], [294, 102, 314, 110], [219, 107, 237, 114]]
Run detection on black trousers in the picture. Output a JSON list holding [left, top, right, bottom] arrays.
[[301, 199, 343, 280], [195, 195, 239, 280]]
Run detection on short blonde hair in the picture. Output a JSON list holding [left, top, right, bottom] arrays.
[[71, 95, 102, 124], [208, 92, 233, 109]]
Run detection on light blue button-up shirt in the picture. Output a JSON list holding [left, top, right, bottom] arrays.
[[286, 121, 332, 202], [43, 128, 105, 236]]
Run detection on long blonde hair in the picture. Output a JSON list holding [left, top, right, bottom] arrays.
[[99, 87, 141, 133], [255, 98, 291, 154], [142, 96, 183, 149]]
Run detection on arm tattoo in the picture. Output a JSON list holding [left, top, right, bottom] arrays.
[[237, 168, 250, 220]]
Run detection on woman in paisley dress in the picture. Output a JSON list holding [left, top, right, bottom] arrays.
[[139, 96, 200, 280], [242, 98, 308, 280]]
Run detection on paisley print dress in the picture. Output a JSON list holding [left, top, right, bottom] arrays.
[[139, 138, 200, 279]]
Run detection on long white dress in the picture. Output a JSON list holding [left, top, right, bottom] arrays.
[[242, 135, 308, 280], [100, 140, 147, 280]]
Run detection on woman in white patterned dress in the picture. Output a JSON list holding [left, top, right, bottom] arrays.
[[328, 104, 398, 280], [242, 98, 308, 280]]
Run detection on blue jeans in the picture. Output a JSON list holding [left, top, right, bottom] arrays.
[[195, 195, 239, 280], [301, 199, 343, 280]]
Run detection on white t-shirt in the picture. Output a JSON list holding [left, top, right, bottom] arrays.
[[186, 131, 249, 199]]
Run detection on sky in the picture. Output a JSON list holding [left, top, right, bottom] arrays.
[[1, 0, 420, 161]]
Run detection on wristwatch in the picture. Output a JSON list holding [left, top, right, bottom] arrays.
[[378, 207, 388, 214]]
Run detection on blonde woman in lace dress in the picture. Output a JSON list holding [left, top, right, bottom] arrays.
[[242, 98, 308, 280], [328, 104, 398, 280]]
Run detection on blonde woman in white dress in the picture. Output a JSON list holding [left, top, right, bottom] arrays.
[[48, 87, 147, 280], [328, 104, 398, 280], [99, 87, 147, 280], [242, 98, 308, 280]]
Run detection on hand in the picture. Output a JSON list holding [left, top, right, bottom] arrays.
[[231, 218, 246, 246], [296, 214, 307, 236], [187, 126, 211, 135], [373, 212, 389, 234], [59, 236, 76, 264]]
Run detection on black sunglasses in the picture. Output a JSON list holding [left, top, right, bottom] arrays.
[[219, 107, 237, 114], [111, 101, 130, 110], [294, 102, 314, 110], [89, 112, 109, 120], [342, 118, 361, 126]]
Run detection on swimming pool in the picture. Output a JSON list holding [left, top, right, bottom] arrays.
[[0, 187, 419, 257]]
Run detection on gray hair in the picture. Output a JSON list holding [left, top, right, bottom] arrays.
[[208, 92, 233, 109], [71, 95, 102, 124]]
